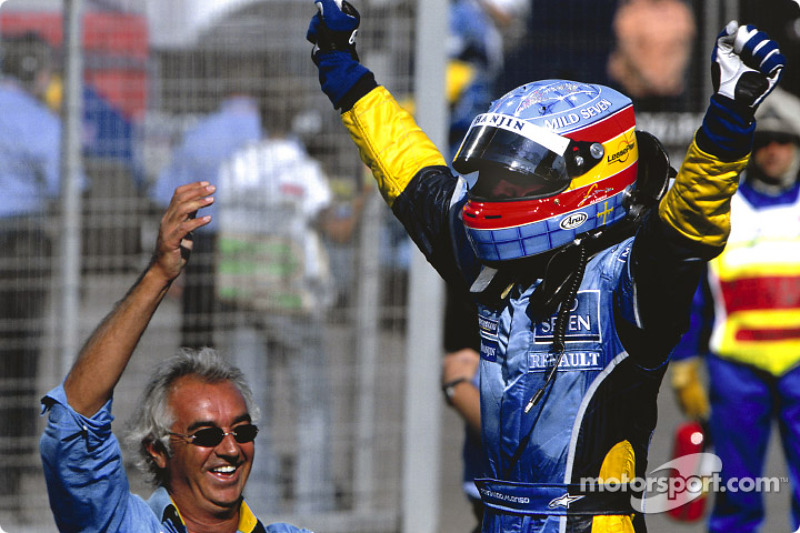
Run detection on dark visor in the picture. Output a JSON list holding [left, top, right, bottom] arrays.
[[453, 115, 604, 201]]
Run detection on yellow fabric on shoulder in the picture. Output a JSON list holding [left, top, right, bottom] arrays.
[[658, 136, 748, 250], [591, 440, 636, 533], [342, 86, 447, 207]]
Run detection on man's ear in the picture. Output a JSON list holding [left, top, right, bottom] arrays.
[[146, 439, 169, 469]]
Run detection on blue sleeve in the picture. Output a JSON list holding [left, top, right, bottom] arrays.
[[29, 106, 89, 196], [670, 269, 714, 361], [39, 385, 160, 532], [33, 111, 62, 199], [266, 524, 316, 533]]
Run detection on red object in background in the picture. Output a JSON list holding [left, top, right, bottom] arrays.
[[0, 11, 148, 120], [667, 420, 709, 522]]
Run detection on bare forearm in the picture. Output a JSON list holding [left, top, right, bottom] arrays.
[[63, 181, 215, 417], [63, 264, 173, 416], [442, 348, 481, 433]]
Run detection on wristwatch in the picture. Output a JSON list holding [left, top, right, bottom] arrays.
[[442, 377, 469, 404]]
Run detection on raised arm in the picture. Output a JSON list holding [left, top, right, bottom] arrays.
[[620, 23, 785, 366], [63, 181, 215, 416], [307, 0, 473, 287]]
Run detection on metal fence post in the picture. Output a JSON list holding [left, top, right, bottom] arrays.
[[402, 0, 448, 531], [58, 0, 84, 377]]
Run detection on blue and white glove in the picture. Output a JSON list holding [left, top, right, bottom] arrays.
[[307, 0, 360, 62], [700, 21, 785, 161], [712, 21, 785, 110], [307, 0, 372, 110]]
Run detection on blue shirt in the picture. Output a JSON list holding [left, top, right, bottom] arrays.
[[0, 80, 62, 218], [151, 96, 262, 232], [40, 385, 312, 533]]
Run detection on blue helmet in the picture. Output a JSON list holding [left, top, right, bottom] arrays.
[[453, 79, 667, 264]]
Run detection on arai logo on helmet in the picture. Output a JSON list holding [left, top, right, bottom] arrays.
[[560, 212, 589, 230]]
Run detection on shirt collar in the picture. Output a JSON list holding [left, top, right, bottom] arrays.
[[147, 486, 262, 533]]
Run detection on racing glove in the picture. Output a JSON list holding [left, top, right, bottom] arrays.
[[307, 0, 375, 111], [698, 21, 785, 161], [670, 357, 710, 421]]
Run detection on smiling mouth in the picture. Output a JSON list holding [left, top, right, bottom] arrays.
[[209, 465, 238, 476]]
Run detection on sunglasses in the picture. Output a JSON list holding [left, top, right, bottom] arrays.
[[169, 423, 259, 447]]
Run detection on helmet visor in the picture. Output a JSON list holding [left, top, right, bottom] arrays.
[[454, 113, 573, 200]]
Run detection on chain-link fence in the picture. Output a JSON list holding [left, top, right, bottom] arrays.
[[0, 0, 796, 531], [0, 2, 416, 531]]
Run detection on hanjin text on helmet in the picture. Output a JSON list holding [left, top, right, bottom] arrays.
[[473, 113, 525, 131], [471, 113, 571, 154]]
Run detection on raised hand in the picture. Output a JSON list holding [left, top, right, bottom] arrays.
[[307, 0, 361, 62], [306, 0, 372, 110], [152, 181, 214, 283], [712, 21, 785, 110]]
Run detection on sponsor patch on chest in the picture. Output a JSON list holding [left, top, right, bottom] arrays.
[[478, 313, 500, 362], [533, 290, 602, 343], [529, 351, 603, 372]]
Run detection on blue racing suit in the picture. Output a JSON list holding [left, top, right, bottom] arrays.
[[330, 70, 752, 530]]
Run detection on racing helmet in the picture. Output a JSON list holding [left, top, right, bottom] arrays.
[[453, 79, 666, 263]]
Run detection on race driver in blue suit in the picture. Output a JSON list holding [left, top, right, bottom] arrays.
[[307, 2, 785, 531]]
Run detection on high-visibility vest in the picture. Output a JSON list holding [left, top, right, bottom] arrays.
[[707, 186, 800, 376]]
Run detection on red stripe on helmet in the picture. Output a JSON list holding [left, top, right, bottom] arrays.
[[462, 167, 637, 231], [565, 105, 636, 142]]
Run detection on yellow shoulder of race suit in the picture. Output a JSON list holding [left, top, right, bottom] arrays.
[[658, 135, 749, 250], [341, 86, 448, 208]]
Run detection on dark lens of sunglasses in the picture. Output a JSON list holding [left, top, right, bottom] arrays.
[[755, 132, 796, 149], [191, 425, 258, 446], [191, 428, 226, 446], [233, 424, 258, 443]]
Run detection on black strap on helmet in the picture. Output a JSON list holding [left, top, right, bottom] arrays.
[[625, 131, 674, 223]]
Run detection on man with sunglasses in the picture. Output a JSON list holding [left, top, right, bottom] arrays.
[[671, 87, 800, 532], [39, 182, 312, 533]]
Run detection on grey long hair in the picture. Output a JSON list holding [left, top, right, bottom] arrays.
[[124, 347, 260, 486]]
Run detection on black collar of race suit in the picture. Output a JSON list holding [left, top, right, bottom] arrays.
[[469, 213, 642, 313]]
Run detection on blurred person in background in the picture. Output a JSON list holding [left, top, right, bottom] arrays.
[[307, 1, 784, 530], [606, 0, 697, 112], [0, 31, 61, 505], [150, 84, 262, 349], [671, 87, 800, 533], [40, 182, 313, 533], [216, 103, 352, 513]]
